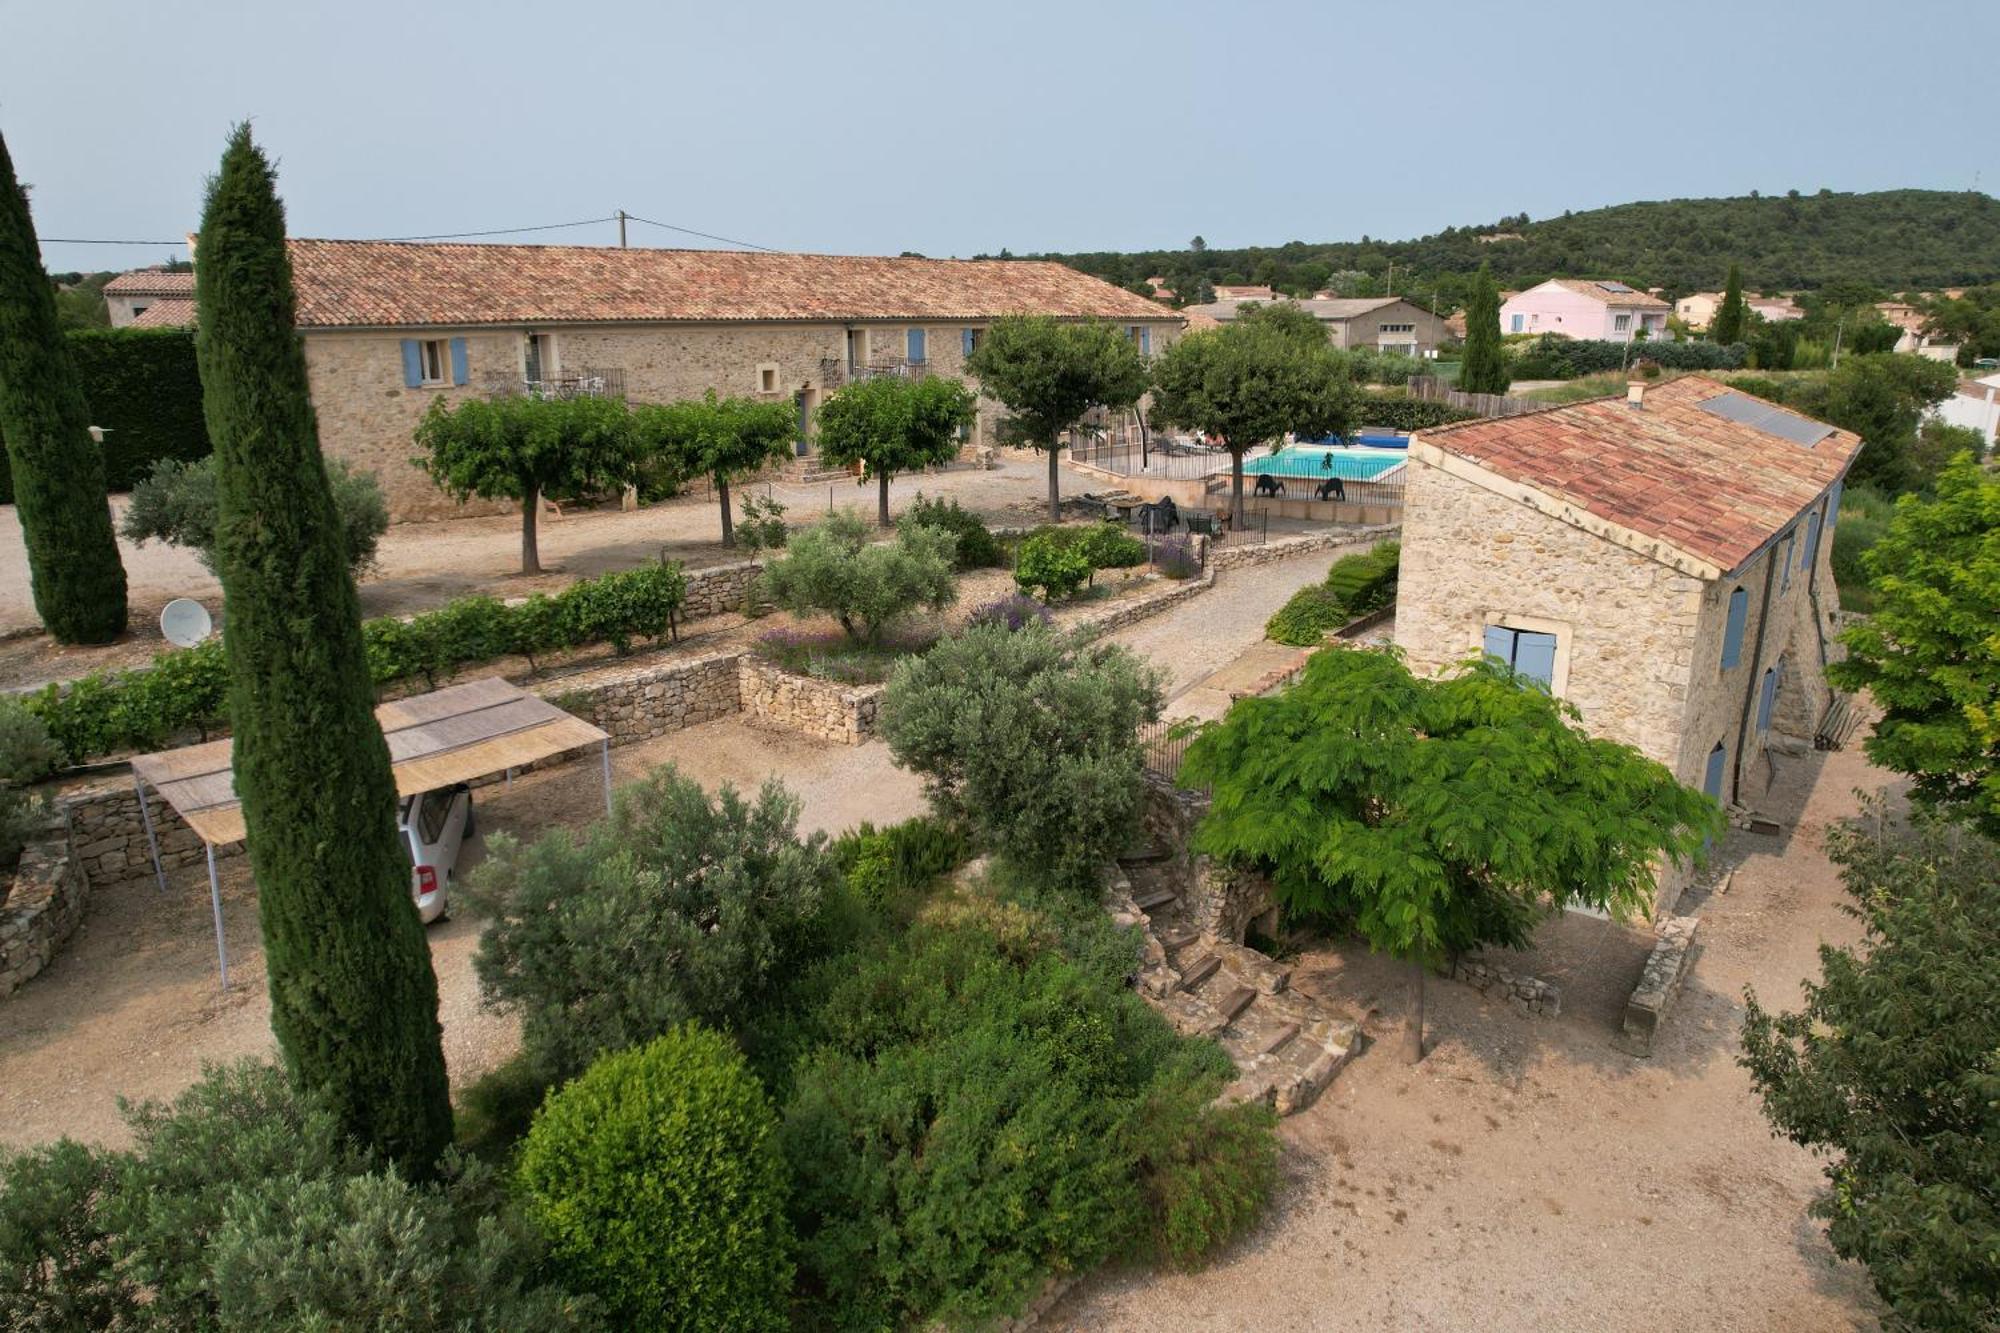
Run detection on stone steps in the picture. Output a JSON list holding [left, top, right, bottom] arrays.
[[1134, 886, 1179, 913], [1179, 954, 1222, 991]]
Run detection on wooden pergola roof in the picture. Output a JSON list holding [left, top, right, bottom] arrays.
[[129, 676, 608, 846]]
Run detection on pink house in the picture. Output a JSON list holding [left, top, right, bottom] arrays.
[[1499, 279, 1671, 343]]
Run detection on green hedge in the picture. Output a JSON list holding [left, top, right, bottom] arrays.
[[25, 561, 688, 762], [1352, 396, 1479, 432], [1265, 541, 1400, 646], [0, 327, 210, 502], [1509, 335, 1747, 381]]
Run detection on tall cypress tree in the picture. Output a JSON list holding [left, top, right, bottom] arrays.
[[0, 130, 128, 643], [1458, 262, 1510, 395], [1712, 263, 1747, 345], [196, 126, 451, 1169]]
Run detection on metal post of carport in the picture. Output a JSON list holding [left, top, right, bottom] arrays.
[[601, 739, 613, 816], [205, 842, 228, 990], [133, 773, 168, 893]]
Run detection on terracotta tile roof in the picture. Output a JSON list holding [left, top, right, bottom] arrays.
[[103, 269, 195, 298], [279, 240, 1176, 329], [1414, 375, 1861, 574], [128, 298, 196, 328], [1547, 278, 1671, 310]]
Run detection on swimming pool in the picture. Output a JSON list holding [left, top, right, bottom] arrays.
[[1240, 445, 1407, 482]]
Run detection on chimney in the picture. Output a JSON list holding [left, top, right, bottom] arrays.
[[1626, 378, 1646, 410], [184, 231, 198, 265]]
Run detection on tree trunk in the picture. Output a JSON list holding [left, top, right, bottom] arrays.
[[1231, 450, 1246, 531], [1047, 444, 1061, 523], [717, 474, 734, 547], [1406, 958, 1427, 1064], [878, 471, 892, 527], [520, 482, 541, 575]]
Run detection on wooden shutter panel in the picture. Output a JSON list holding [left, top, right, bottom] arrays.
[[1141, 327, 1151, 355], [400, 339, 423, 388], [1482, 626, 1512, 664], [1721, 588, 1748, 668], [1703, 744, 1727, 799], [907, 328, 926, 363], [962, 328, 975, 357], [1756, 667, 1779, 731], [449, 337, 469, 386]]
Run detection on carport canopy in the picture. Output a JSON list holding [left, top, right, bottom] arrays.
[[128, 676, 613, 987]]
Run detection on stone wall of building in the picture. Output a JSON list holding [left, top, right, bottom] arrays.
[[1395, 457, 1700, 773], [1, 822, 89, 998], [738, 659, 882, 745], [304, 317, 1181, 520]]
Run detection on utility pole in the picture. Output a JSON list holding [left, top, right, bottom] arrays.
[[1386, 261, 1394, 297], [1831, 314, 1844, 369], [617, 210, 627, 248]]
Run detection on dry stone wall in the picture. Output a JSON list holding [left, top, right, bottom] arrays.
[[1, 823, 89, 997], [738, 659, 881, 745]]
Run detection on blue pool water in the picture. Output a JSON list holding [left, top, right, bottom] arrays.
[[1241, 446, 1407, 482]]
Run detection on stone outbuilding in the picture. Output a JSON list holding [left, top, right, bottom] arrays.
[[1394, 375, 1862, 908]]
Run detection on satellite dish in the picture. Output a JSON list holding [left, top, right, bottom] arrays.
[[160, 598, 213, 648]]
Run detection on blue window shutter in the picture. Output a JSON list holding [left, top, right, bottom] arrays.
[[1703, 743, 1728, 799], [1141, 327, 1152, 355], [962, 328, 975, 357], [449, 337, 469, 386], [907, 328, 926, 363], [1776, 531, 1794, 592], [1514, 631, 1558, 689], [1801, 512, 1820, 572], [1721, 588, 1748, 668], [1756, 667, 1779, 731], [400, 339, 422, 388], [1482, 625, 1511, 664]]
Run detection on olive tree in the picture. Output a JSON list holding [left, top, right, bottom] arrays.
[[123, 455, 388, 575], [759, 509, 956, 643]]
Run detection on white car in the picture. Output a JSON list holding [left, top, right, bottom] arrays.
[[398, 783, 475, 923]]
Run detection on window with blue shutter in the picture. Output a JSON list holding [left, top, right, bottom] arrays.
[[1801, 510, 1821, 574], [1703, 743, 1727, 800], [1756, 664, 1780, 732], [962, 328, 976, 357], [449, 337, 469, 386], [1721, 587, 1748, 668], [400, 339, 423, 388], [907, 328, 926, 364], [1483, 625, 1559, 689], [1140, 327, 1151, 355]]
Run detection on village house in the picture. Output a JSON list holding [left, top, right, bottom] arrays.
[[1674, 290, 1802, 330], [101, 268, 195, 328], [1211, 283, 1276, 301], [1181, 295, 1448, 357], [1500, 278, 1670, 342], [160, 240, 1181, 519], [1876, 300, 1961, 362], [1934, 371, 2000, 448], [1394, 375, 1860, 909]]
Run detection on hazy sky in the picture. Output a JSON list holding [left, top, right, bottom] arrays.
[[6, 0, 1992, 274]]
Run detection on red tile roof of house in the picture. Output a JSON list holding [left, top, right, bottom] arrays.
[[103, 269, 195, 298], [1546, 278, 1671, 310], [1414, 375, 1861, 574], [280, 240, 1177, 329], [129, 298, 196, 328]]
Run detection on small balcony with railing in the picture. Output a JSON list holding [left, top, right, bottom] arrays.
[[818, 356, 931, 389], [523, 367, 626, 401]]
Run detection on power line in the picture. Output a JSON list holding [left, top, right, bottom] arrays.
[[40, 237, 187, 246], [375, 215, 618, 242], [621, 212, 777, 252]]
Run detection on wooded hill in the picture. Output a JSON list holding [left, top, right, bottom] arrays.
[[1026, 189, 2000, 306]]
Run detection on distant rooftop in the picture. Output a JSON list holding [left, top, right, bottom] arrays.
[[103, 269, 195, 299]]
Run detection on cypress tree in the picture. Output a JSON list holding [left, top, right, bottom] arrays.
[[196, 126, 451, 1170], [1712, 263, 1747, 345], [0, 130, 128, 643], [1458, 262, 1510, 395]]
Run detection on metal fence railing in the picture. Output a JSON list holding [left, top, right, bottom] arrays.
[[1138, 719, 1205, 788]]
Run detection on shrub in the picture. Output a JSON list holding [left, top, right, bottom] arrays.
[[880, 623, 1163, 889], [1349, 395, 1479, 433], [1076, 521, 1146, 574], [0, 1062, 591, 1331], [733, 492, 789, 554], [1151, 532, 1201, 580], [0, 696, 60, 783], [461, 764, 839, 1080], [1831, 485, 1895, 614], [828, 814, 971, 907], [780, 907, 1269, 1328], [1264, 540, 1399, 646], [1013, 531, 1091, 601], [518, 1026, 792, 1332], [967, 592, 1054, 631], [1509, 334, 1746, 380], [751, 624, 933, 685], [899, 492, 1003, 569], [122, 454, 389, 574], [761, 509, 958, 642], [1121, 1062, 1280, 1269]]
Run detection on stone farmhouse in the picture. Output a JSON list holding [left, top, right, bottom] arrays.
[[1394, 375, 1861, 907], [154, 240, 1182, 519], [1501, 279, 1670, 342], [101, 268, 196, 328], [1182, 295, 1448, 357]]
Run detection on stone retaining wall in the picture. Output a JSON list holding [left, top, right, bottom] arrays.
[[1617, 915, 1699, 1056], [1449, 955, 1562, 1017], [681, 560, 764, 621], [738, 658, 882, 745], [1067, 570, 1215, 636], [1207, 523, 1399, 572], [0, 823, 89, 998], [548, 650, 745, 745]]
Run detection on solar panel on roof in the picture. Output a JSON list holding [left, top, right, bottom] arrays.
[[1595, 281, 1634, 293], [1695, 391, 1834, 447]]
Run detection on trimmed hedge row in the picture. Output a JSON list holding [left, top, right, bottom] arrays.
[[1265, 540, 1400, 646], [1509, 335, 1747, 381], [24, 561, 689, 762], [1351, 396, 1480, 432], [0, 327, 210, 501]]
